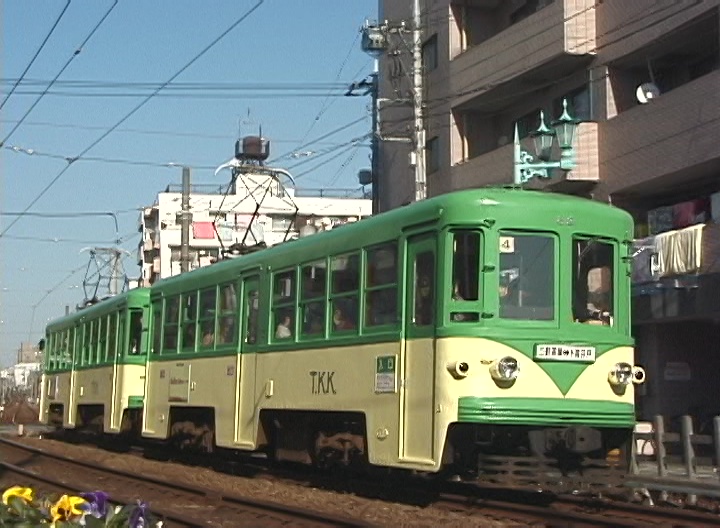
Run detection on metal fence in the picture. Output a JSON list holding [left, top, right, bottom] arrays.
[[628, 414, 720, 504]]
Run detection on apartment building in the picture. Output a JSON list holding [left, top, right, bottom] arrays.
[[137, 166, 371, 285], [378, 0, 720, 420]]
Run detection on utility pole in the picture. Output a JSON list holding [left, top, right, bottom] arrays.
[[357, 12, 425, 211], [411, 0, 426, 202], [369, 64, 380, 214], [180, 166, 191, 273]]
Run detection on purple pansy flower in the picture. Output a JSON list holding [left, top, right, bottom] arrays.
[[128, 500, 151, 528], [79, 490, 110, 518]]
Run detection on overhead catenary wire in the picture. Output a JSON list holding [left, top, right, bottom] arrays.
[[0, 0, 265, 240], [0, 0, 72, 111], [0, 0, 119, 148], [0, 118, 349, 145], [294, 28, 363, 149], [270, 115, 369, 163]]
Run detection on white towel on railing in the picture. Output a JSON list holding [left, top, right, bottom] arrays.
[[655, 224, 704, 277]]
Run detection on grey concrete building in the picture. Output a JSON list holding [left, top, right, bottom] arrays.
[[378, 0, 720, 423]]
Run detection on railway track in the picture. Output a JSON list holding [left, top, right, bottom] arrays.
[[7, 433, 720, 527], [432, 487, 720, 527], [0, 437, 372, 527]]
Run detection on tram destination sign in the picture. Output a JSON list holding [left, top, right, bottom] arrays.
[[534, 344, 596, 363]]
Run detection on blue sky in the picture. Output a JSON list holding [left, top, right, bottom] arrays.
[[0, 0, 378, 366]]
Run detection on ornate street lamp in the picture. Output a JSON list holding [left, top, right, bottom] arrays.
[[513, 99, 579, 185]]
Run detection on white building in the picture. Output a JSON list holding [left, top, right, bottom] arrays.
[[137, 166, 372, 285], [12, 363, 41, 388]]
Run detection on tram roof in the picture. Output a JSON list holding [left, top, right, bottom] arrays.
[[150, 187, 633, 295], [45, 287, 151, 332]]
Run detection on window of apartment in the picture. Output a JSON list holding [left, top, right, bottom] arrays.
[[609, 13, 719, 114], [514, 108, 542, 140], [426, 136, 440, 174], [272, 215, 294, 232], [553, 85, 592, 122], [510, 0, 554, 25], [422, 34, 438, 73]]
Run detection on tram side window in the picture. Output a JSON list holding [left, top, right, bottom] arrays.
[[300, 261, 327, 337], [163, 297, 180, 353], [48, 333, 57, 371], [450, 230, 481, 323], [53, 332, 61, 370], [498, 232, 555, 321], [117, 314, 125, 361], [330, 253, 359, 334], [573, 238, 615, 326], [244, 280, 259, 345], [107, 313, 118, 361], [217, 283, 237, 346], [151, 303, 163, 355], [181, 293, 198, 351], [89, 321, 100, 365], [129, 310, 144, 355], [66, 328, 74, 369], [413, 251, 435, 326], [198, 288, 217, 349], [97, 317, 107, 363], [273, 270, 296, 341], [365, 243, 398, 328], [80, 325, 90, 366]]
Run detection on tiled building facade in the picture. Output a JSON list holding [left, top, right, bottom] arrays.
[[378, 0, 720, 421]]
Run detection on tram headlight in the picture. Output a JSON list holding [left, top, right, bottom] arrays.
[[632, 366, 646, 385], [447, 361, 470, 379], [608, 362, 633, 387], [489, 356, 519, 383]]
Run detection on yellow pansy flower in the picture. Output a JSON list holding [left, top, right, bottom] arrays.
[[50, 494, 86, 523], [2, 486, 34, 504]]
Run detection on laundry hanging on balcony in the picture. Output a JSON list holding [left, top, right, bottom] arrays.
[[655, 223, 704, 277]]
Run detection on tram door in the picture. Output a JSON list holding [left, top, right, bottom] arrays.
[[234, 274, 259, 448], [109, 311, 126, 430], [400, 234, 437, 464]]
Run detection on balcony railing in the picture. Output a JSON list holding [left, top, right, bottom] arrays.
[[450, 0, 596, 110], [450, 122, 598, 189], [601, 71, 720, 194]]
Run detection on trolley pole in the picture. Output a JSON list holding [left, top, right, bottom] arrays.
[[180, 167, 191, 274]]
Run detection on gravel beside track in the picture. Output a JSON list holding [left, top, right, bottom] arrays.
[[2, 435, 519, 527]]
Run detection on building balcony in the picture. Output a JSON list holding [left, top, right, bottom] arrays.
[[601, 70, 720, 197], [450, 0, 595, 113], [449, 122, 599, 190], [632, 222, 720, 323]]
